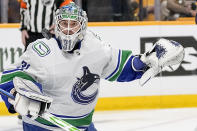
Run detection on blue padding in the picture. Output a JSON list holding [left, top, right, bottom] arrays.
[[86, 123, 97, 131], [23, 122, 52, 131], [0, 80, 43, 113], [0, 81, 15, 113], [132, 56, 146, 71], [117, 56, 144, 82]]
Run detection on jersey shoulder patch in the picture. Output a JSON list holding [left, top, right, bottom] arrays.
[[32, 41, 51, 57]]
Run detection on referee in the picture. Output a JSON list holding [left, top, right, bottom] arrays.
[[20, 0, 73, 50]]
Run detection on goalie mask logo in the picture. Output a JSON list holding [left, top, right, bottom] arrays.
[[71, 66, 100, 105]]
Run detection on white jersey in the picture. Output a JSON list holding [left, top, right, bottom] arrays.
[[1, 30, 140, 130]]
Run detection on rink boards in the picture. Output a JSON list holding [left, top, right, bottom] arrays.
[[0, 21, 197, 115]]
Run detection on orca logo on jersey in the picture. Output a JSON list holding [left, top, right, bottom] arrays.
[[71, 66, 100, 105]]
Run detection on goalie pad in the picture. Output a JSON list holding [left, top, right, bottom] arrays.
[[13, 77, 53, 104], [140, 38, 185, 86], [10, 77, 53, 118]]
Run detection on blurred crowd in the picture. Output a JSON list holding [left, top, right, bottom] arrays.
[[6, 0, 197, 23], [161, 0, 197, 20]]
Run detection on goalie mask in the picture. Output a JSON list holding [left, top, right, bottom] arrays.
[[55, 2, 88, 52]]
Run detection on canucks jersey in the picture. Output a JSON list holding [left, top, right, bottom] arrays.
[[0, 30, 144, 130]]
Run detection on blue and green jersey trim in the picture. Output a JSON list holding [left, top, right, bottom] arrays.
[[1, 69, 35, 84], [1, 68, 94, 128], [105, 50, 144, 82], [35, 110, 94, 129]]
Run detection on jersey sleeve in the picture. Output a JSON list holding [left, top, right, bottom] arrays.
[[101, 45, 145, 82], [0, 41, 46, 113]]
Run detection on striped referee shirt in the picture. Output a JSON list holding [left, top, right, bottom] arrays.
[[20, 0, 72, 33]]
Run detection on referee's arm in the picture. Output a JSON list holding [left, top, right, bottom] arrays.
[[19, 0, 27, 31]]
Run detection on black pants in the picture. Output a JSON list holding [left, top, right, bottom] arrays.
[[25, 31, 44, 51]]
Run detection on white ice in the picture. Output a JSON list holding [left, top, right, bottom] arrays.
[[1, 108, 197, 131]]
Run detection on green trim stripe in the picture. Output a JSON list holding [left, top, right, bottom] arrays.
[[1, 71, 35, 83], [109, 50, 132, 81], [35, 110, 94, 127]]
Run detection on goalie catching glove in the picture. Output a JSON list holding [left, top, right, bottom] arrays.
[[8, 77, 53, 119], [132, 38, 185, 86]]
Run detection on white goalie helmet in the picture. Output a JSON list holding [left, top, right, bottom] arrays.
[[55, 2, 88, 52]]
